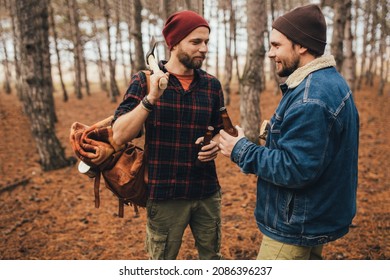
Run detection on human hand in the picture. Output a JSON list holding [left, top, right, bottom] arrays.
[[219, 125, 245, 158], [148, 70, 169, 104], [195, 137, 220, 162]]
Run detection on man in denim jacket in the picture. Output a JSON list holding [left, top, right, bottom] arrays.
[[219, 4, 359, 259]]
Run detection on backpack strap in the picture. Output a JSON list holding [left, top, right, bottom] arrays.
[[141, 70, 151, 95], [118, 201, 140, 218], [94, 171, 101, 208], [118, 198, 124, 218]]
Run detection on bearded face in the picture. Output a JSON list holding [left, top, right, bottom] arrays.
[[177, 45, 206, 69], [269, 29, 302, 78], [276, 47, 300, 77]]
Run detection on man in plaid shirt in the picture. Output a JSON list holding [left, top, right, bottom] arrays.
[[112, 10, 224, 260]]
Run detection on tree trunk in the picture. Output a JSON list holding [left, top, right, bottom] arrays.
[[353, 0, 360, 60], [120, 0, 135, 76], [239, 0, 267, 144], [48, 1, 68, 102], [67, 0, 83, 99], [161, 0, 178, 59], [120, 42, 128, 89], [90, 13, 108, 93], [214, 6, 220, 79], [9, 0, 23, 99], [232, 0, 240, 83], [0, 31, 12, 94], [222, 3, 233, 106], [81, 51, 91, 96], [161, 0, 177, 19], [203, 3, 211, 73], [131, 0, 146, 72], [103, 0, 119, 102], [377, 0, 388, 96], [357, 0, 371, 90], [125, 22, 135, 76], [342, 0, 355, 93], [116, 2, 128, 87], [269, 0, 284, 95], [365, 3, 377, 87], [331, 0, 348, 71], [15, 0, 69, 171]]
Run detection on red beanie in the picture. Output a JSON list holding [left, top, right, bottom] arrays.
[[272, 4, 327, 55], [162, 10, 210, 50]]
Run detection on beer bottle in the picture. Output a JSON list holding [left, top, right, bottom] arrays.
[[219, 107, 238, 136], [195, 126, 214, 167]]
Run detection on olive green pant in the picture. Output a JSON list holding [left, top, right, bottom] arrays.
[[257, 235, 324, 260], [145, 191, 222, 260]]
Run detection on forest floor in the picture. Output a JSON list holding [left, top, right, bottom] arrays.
[[0, 80, 389, 260]]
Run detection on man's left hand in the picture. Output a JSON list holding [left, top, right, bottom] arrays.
[[196, 138, 220, 162]]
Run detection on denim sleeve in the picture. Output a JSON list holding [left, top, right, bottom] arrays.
[[231, 138, 253, 166], [231, 102, 335, 188]]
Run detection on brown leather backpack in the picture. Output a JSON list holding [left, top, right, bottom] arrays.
[[70, 119, 147, 218], [69, 71, 151, 218]]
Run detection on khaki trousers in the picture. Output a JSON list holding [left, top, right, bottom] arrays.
[[257, 235, 323, 260], [145, 191, 222, 260]]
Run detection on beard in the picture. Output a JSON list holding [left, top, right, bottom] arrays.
[[177, 47, 205, 69], [277, 51, 300, 77]]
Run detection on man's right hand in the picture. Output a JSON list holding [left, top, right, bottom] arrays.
[[148, 71, 169, 104], [219, 125, 245, 158]]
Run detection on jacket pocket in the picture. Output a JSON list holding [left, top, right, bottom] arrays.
[[269, 113, 283, 149], [285, 192, 295, 224]]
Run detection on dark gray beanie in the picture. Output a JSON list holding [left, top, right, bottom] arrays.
[[272, 4, 327, 55]]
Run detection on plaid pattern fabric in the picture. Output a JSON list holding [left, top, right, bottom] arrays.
[[113, 62, 224, 200]]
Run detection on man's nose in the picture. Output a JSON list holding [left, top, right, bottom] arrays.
[[268, 47, 275, 58], [199, 42, 208, 52]]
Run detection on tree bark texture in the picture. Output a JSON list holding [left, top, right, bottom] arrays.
[[377, 0, 388, 96], [0, 25, 12, 94], [357, 0, 371, 90], [89, 12, 108, 93], [223, 4, 233, 106], [214, 6, 220, 79], [9, 1, 23, 99], [131, 0, 146, 71], [15, 0, 69, 171], [103, 0, 120, 102], [48, 1, 68, 102], [341, 0, 356, 93], [365, 4, 378, 87], [66, 0, 83, 99], [239, 0, 267, 143], [331, 0, 348, 72]]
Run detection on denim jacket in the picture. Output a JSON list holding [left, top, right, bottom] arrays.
[[231, 56, 359, 246]]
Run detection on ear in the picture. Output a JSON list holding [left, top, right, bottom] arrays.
[[298, 45, 308, 55], [168, 46, 176, 54]]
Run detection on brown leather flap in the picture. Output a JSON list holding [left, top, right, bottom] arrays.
[[69, 117, 125, 167], [102, 144, 144, 186]]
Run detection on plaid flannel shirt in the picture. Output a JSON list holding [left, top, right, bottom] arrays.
[[113, 61, 224, 201]]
